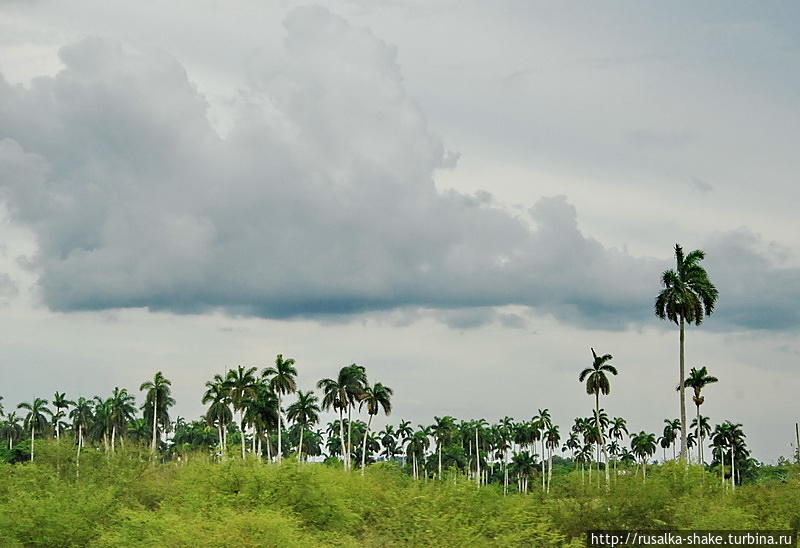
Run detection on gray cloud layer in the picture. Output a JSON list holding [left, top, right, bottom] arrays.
[[0, 7, 797, 331]]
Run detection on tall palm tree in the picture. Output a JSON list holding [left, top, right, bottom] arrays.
[[682, 366, 718, 464], [579, 348, 618, 483], [532, 409, 551, 491], [18, 398, 51, 461], [109, 387, 136, 452], [139, 371, 175, 455], [243, 380, 279, 460], [358, 382, 393, 472], [630, 431, 657, 481], [202, 375, 232, 455], [286, 390, 320, 463], [51, 392, 74, 440], [263, 354, 298, 463], [662, 419, 681, 460], [224, 366, 258, 460], [317, 364, 366, 471], [691, 414, 712, 465], [1, 412, 23, 450], [655, 244, 718, 463], [70, 397, 93, 469], [545, 424, 560, 493]]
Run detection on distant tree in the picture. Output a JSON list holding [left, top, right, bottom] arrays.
[[263, 354, 298, 463], [358, 382, 392, 472], [140, 372, 175, 454], [18, 398, 51, 461], [681, 366, 718, 464], [579, 348, 618, 484]]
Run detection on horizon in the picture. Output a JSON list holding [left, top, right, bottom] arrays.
[[0, 1, 798, 463]]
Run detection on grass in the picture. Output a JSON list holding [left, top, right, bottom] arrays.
[[0, 441, 798, 546]]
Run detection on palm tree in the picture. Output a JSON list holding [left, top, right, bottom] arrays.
[[545, 424, 560, 492], [630, 431, 657, 481], [662, 419, 681, 460], [655, 244, 718, 463], [202, 375, 232, 455], [51, 392, 74, 440], [317, 364, 366, 471], [532, 409, 551, 491], [579, 348, 618, 484], [70, 397, 93, 470], [286, 390, 320, 463], [263, 354, 298, 463], [358, 382, 393, 472], [243, 380, 279, 460], [139, 371, 175, 455], [0, 412, 23, 450], [406, 427, 431, 479], [109, 387, 136, 452], [224, 366, 258, 460], [691, 414, 712, 465], [510, 451, 537, 494], [18, 398, 51, 461], [682, 366, 718, 464]]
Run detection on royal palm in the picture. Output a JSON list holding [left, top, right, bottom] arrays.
[[655, 244, 718, 463], [682, 366, 718, 464], [263, 354, 298, 463], [579, 348, 618, 483]]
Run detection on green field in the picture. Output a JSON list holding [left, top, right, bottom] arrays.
[[1, 442, 798, 547]]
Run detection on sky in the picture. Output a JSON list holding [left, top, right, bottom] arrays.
[[0, 0, 798, 462]]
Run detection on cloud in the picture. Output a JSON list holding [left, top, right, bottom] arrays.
[[0, 6, 797, 332]]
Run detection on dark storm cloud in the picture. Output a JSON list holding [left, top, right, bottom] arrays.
[[0, 6, 796, 331]]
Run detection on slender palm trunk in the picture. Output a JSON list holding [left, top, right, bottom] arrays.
[[76, 425, 82, 477], [240, 411, 246, 460], [297, 424, 304, 463], [696, 404, 702, 464], [347, 406, 353, 471], [30, 426, 35, 461], [338, 409, 346, 469], [277, 393, 282, 463], [678, 317, 688, 464], [730, 447, 736, 491], [361, 414, 373, 474], [111, 424, 116, 453], [475, 427, 480, 486], [151, 391, 158, 455], [438, 442, 443, 479]]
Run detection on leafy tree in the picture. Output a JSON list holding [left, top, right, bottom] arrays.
[[630, 431, 657, 481], [579, 348, 618, 484], [681, 366, 718, 464], [69, 397, 93, 469], [202, 375, 232, 454], [358, 381, 392, 472], [318, 364, 366, 470], [18, 398, 51, 461], [263, 354, 298, 463], [286, 390, 320, 463], [140, 372, 175, 455], [51, 392, 74, 440], [655, 244, 718, 463], [0, 412, 23, 450], [224, 366, 258, 460]]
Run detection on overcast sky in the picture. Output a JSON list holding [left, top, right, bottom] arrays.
[[0, 0, 798, 462]]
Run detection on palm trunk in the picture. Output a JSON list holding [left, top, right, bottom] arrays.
[[361, 414, 373, 474], [76, 425, 82, 477], [338, 409, 346, 469], [111, 424, 116, 453], [30, 426, 35, 461], [298, 424, 304, 463], [438, 442, 443, 479], [151, 391, 158, 455], [240, 412, 246, 460], [730, 447, 736, 491], [347, 406, 353, 471], [679, 317, 688, 464], [277, 393, 282, 463], [475, 427, 480, 486], [696, 404, 702, 464]]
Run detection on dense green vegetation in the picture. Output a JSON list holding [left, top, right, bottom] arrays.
[[1, 244, 798, 545], [0, 445, 798, 547]]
